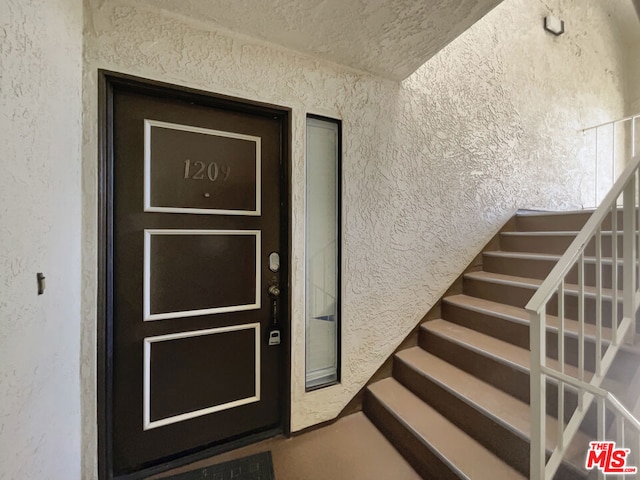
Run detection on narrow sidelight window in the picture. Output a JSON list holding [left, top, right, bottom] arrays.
[[305, 115, 341, 390]]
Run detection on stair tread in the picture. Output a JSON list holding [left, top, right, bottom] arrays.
[[465, 271, 543, 287], [464, 271, 620, 298], [443, 294, 615, 342], [484, 250, 624, 265], [516, 210, 594, 217], [396, 347, 589, 465], [501, 231, 622, 236], [444, 293, 539, 321], [368, 377, 526, 480], [484, 251, 563, 261]]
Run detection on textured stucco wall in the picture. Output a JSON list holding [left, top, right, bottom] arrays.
[[625, 38, 640, 163], [0, 0, 83, 479], [81, 0, 627, 476], [626, 38, 640, 115]]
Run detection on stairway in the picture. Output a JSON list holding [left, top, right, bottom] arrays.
[[363, 210, 640, 479]]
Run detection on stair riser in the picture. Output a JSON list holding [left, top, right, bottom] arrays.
[[363, 391, 461, 480], [442, 301, 529, 349], [515, 211, 624, 232], [516, 213, 591, 231], [463, 277, 621, 326], [483, 255, 625, 290], [393, 357, 528, 476], [441, 301, 600, 368], [442, 300, 640, 388], [419, 325, 529, 403], [501, 234, 575, 255], [418, 327, 581, 420], [393, 358, 585, 480], [537, 293, 621, 328], [463, 277, 535, 309], [544, 335, 640, 385], [501, 234, 630, 257]]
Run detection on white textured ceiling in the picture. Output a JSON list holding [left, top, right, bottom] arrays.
[[138, 0, 504, 80]]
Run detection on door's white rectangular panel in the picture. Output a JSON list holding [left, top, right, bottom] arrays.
[[143, 229, 261, 321], [143, 323, 261, 430]]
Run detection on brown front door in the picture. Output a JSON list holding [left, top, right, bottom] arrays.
[[104, 75, 288, 477]]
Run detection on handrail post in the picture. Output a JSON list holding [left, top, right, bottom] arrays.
[[530, 310, 546, 480], [623, 175, 637, 344], [595, 128, 599, 207]]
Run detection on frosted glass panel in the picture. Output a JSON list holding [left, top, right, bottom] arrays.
[[305, 116, 340, 389]]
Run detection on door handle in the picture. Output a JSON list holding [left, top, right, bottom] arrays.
[[268, 285, 280, 298]]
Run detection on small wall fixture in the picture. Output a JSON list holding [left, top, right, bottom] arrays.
[[37, 272, 46, 295], [544, 15, 564, 36]]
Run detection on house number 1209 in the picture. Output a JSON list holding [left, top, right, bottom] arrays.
[[183, 159, 231, 182]]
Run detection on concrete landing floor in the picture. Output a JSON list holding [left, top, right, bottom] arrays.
[[152, 412, 421, 480]]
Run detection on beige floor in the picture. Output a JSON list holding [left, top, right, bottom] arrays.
[[152, 412, 421, 480]]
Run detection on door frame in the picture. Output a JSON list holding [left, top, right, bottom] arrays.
[[97, 70, 292, 480]]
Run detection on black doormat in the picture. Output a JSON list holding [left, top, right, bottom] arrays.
[[162, 451, 275, 480]]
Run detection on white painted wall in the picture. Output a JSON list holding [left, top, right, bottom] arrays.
[[0, 0, 83, 479], [81, 0, 628, 477]]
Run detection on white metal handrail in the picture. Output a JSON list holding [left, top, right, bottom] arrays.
[[526, 154, 640, 479], [583, 113, 639, 208]]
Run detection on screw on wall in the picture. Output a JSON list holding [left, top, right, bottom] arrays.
[[37, 273, 46, 295]]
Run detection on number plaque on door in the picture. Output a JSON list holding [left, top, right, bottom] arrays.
[[144, 119, 261, 216]]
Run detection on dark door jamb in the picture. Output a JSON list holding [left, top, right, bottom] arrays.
[[97, 70, 292, 480]]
